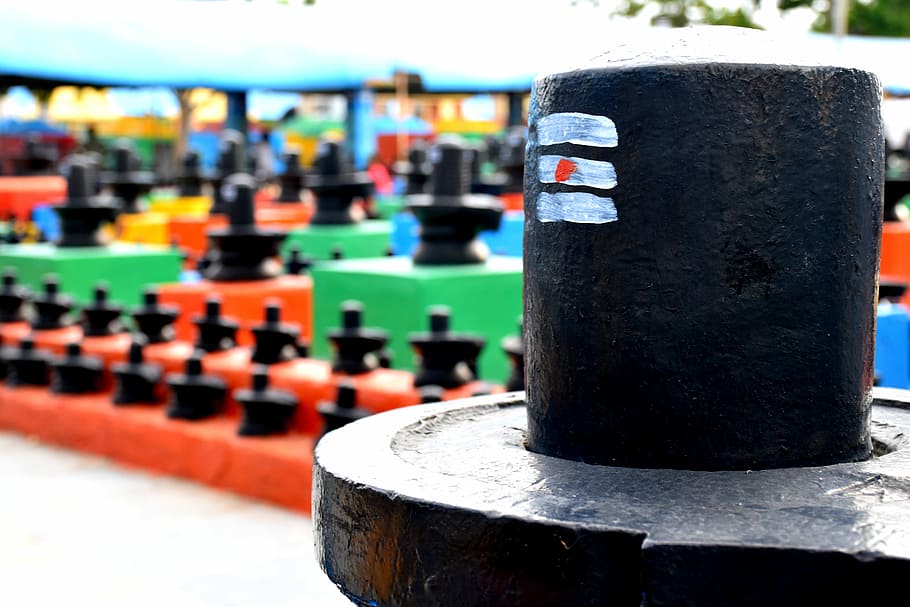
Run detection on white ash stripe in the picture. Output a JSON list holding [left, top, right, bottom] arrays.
[[536, 191, 618, 224], [538, 155, 618, 190], [537, 112, 618, 148]]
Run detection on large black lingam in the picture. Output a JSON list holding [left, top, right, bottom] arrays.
[[407, 140, 503, 265], [203, 173, 286, 281], [314, 27, 909, 606]]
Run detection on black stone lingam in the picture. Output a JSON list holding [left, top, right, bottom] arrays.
[[250, 301, 300, 365], [392, 139, 433, 195], [176, 150, 206, 198], [0, 269, 30, 323], [203, 173, 286, 281], [4, 337, 50, 387], [235, 366, 298, 436], [50, 342, 104, 394], [327, 301, 389, 375], [501, 315, 524, 392], [210, 130, 246, 215], [407, 141, 503, 265], [0, 334, 9, 379], [276, 150, 307, 203], [283, 245, 312, 276], [111, 338, 164, 405], [166, 351, 227, 420], [308, 140, 374, 225], [316, 379, 370, 438], [53, 158, 119, 247], [30, 276, 74, 330], [192, 296, 238, 353], [314, 28, 910, 606], [132, 287, 179, 344], [408, 306, 485, 389], [100, 140, 156, 214], [80, 284, 125, 337]]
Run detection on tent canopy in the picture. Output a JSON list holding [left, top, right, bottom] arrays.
[[2, 1, 910, 95]]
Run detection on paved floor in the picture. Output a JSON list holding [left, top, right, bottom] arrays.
[[0, 431, 352, 606]]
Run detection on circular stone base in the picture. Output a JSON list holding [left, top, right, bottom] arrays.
[[314, 390, 910, 606]]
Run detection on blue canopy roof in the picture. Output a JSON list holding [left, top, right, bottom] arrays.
[[2, 1, 910, 95]]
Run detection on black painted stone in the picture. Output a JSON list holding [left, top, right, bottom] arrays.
[[165, 351, 227, 420], [327, 301, 388, 375], [100, 140, 156, 214], [80, 284, 125, 337], [30, 276, 74, 331], [132, 288, 179, 344], [501, 316, 525, 392], [250, 301, 300, 365], [524, 28, 883, 471], [111, 339, 164, 405], [316, 379, 370, 437], [192, 297, 238, 353], [308, 140, 374, 225], [176, 150, 206, 198], [4, 337, 50, 387], [314, 393, 910, 607], [210, 130, 246, 214], [408, 306, 485, 389], [53, 158, 119, 247], [0, 269, 30, 323], [235, 366, 298, 436], [204, 173, 286, 281], [407, 141, 503, 265], [50, 342, 104, 394], [276, 150, 307, 203]]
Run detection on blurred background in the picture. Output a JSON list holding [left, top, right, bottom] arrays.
[[2, 1, 909, 605]]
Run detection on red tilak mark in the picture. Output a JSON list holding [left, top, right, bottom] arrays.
[[555, 158, 577, 182]]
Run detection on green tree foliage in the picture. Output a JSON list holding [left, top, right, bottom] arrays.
[[780, 0, 910, 35], [614, 0, 763, 28]]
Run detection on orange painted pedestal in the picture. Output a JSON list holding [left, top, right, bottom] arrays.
[[169, 204, 312, 260], [882, 222, 910, 288], [0, 385, 315, 513], [0, 176, 66, 219], [156, 275, 313, 347], [499, 192, 524, 212]]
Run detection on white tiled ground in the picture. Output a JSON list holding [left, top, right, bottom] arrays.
[[0, 431, 352, 607]]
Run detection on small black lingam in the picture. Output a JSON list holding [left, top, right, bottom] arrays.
[[111, 338, 164, 405], [80, 283, 125, 337], [308, 140, 374, 225], [327, 301, 388, 375], [0, 269, 30, 324], [408, 306, 485, 389], [209, 130, 246, 215], [275, 150, 307, 203], [203, 173, 286, 281], [131, 287, 179, 344], [166, 351, 227, 420], [176, 150, 206, 198], [100, 140, 156, 214], [53, 158, 119, 247]]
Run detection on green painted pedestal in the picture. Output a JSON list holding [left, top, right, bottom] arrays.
[[311, 255, 522, 383], [374, 195, 406, 219], [0, 242, 182, 307], [280, 221, 392, 261]]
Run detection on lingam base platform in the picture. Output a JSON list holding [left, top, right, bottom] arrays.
[[281, 222, 394, 261], [0, 243, 182, 307], [315, 390, 910, 606]]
